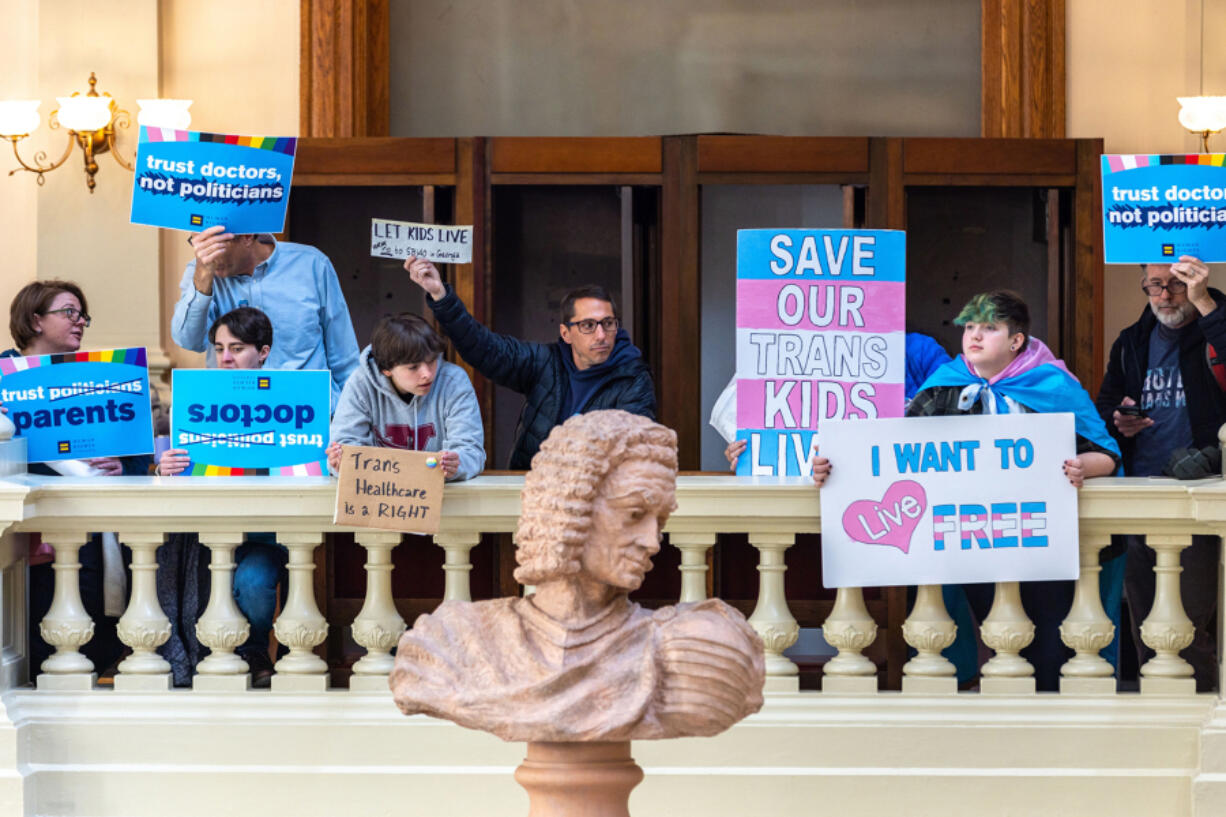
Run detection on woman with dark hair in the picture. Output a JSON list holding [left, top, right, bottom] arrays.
[[812, 289, 1122, 691], [5, 279, 152, 675]]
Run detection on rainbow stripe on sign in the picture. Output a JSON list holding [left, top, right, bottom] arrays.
[[0, 347, 146, 375], [185, 459, 327, 477], [140, 128, 297, 156], [1104, 153, 1226, 173]]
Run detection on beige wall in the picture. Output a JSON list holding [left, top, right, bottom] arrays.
[[1067, 0, 1226, 364], [0, 0, 39, 345]]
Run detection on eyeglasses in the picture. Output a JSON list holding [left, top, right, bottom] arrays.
[[566, 317, 620, 334], [1141, 280, 1188, 296], [41, 307, 91, 326]]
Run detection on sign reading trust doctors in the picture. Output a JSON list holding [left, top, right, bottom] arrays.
[[1101, 153, 1226, 263], [734, 229, 905, 476], [129, 127, 297, 234]]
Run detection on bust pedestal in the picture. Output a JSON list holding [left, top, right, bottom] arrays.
[[514, 741, 643, 817]]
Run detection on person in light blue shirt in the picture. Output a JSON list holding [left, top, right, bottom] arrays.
[[171, 225, 360, 408]]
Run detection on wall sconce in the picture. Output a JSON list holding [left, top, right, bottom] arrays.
[[1177, 96, 1226, 153], [0, 72, 192, 193]]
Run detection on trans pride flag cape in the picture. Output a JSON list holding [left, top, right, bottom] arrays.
[[919, 338, 1121, 460]]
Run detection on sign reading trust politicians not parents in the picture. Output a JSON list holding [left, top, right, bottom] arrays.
[[1102, 153, 1226, 263], [734, 228, 906, 476], [129, 127, 297, 234]]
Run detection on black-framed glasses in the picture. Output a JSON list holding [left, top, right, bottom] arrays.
[[1141, 280, 1188, 296], [566, 317, 619, 334], [41, 307, 91, 326]]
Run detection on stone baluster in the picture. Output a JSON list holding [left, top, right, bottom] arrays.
[[435, 532, 479, 602], [114, 531, 172, 691], [979, 581, 1036, 695], [1059, 533, 1116, 694], [821, 587, 879, 693], [747, 533, 800, 692], [1139, 534, 1196, 695], [193, 532, 251, 690], [670, 533, 715, 603], [36, 531, 96, 690], [350, 531, 406, 692], [272, 532, 329, 692], [901, 584, 957, 694]]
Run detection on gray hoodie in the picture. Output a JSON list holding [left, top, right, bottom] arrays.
[[330, 346, 486, 481]]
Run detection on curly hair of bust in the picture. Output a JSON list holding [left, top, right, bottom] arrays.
[[514, 410, 678, 585]]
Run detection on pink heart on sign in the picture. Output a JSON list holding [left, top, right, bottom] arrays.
[[841, 480, 927, 554]]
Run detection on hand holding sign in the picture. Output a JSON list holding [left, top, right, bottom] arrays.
[[405, 256, 447, 301], [189, 225, 236, 295]]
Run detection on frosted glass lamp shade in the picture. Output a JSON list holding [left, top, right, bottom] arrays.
[[0, 100, 41, 137], [56, 95, 112, 132], [1178, 96, 1226, 135], [136, 99, 192, 130]]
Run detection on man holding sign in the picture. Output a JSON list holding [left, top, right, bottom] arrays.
[[172, 226, 359, 408]]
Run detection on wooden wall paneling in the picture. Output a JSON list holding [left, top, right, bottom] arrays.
[[1046, 188, 1062, 357], [660, 136, 701, 470], [452, 137, 494, 459], [294, 137, 456, 182], [1073, 139, 1105, 393], [695, 136, 870, 174], [299, 0, 390, 138], [981, 0, 1066, 138], [903, 138, 1076, 177], [491, 138, 663, 174], [867, 138, 905, 229]]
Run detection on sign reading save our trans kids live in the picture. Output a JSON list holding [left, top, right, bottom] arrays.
[[818, 413, 1078, 588], [130, 127, 297, 234], [371, 219, 474, 264], [170, 370, 330, 475], [1101, 153, 1226, 263], [0, 348, 153, 462], [735, 229, 905, 476]]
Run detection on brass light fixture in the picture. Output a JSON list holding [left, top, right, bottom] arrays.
[[0, 72, 191, 193], [1177, 96, 1226, 153]]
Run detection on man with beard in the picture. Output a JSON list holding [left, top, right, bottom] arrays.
[[1096, 255, 1226, 690]]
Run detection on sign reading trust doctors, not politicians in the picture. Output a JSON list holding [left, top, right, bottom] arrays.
[[0, 348, 154, 462], [129, 127, 297, 234], [1101, 153, 1226, 263], [734, 229, 906, 476]]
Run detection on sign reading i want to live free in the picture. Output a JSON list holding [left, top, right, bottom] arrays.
[[1101, 153, 1226, 263], [170, 369, 330, 476], [0, 348, 154, 462], [129, 127, 297, 234], [817, 413, 1078, 589], [734, 229, 906, 476]]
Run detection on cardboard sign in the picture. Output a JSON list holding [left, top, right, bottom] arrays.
[[0, 347, 154, 462], [371, 218, 473, 264], [734, 228, 906, 475], [1101, 153, 1226, 263], [170, 369, 330, 475], [130, 126, 297, 233], [818, 413, 1079, 588], [333, 444, 445, 535]]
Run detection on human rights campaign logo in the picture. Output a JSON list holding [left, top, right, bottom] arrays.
[[1162, 244, 1175, 257], [257, 376, 271, 390], [190, 214, 204, 227], [57, 440, 71, 454]]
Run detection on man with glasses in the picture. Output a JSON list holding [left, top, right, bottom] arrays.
[[405, 256, 655, 469], [1096, 255, 1226, 690]]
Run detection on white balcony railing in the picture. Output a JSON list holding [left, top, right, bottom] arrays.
[[1, 472, 1225, 816]]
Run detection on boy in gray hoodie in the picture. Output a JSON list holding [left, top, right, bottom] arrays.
[[327, 314, 485, 480]]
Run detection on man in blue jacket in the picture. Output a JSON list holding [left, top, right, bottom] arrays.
[[406, 257, 656, 469]]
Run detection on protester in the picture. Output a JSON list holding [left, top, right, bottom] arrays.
[[156, 306, 287, 687], [326, 313, 485, 481], [171, 225, 360, 408], [1095, 255, 1226, 691], [5, 280, 151, 676], [811, 290, 1121, 691], [405, 257, 655, 469]]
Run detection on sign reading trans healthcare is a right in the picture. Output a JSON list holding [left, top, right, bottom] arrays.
[[1101, 153, 1226, 263]]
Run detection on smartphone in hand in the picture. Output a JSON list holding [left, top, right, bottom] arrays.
[[1116, 403, 1148, 418]]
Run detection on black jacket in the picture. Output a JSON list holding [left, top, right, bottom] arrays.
[[427, 286, 657, 469], [1094, 289, 1226, 474]]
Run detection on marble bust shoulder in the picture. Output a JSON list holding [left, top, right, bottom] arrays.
[[390, 410, 765, 742]]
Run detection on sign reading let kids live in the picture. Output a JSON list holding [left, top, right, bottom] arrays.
[[818, 413, 1078, 588], [0, 348, 154, 462], [735, 229, 905, 476]]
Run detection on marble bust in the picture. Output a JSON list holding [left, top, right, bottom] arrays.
[[390, 410, 765, 742]]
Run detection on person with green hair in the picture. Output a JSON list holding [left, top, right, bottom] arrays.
[[812, 289, 1121, 691]]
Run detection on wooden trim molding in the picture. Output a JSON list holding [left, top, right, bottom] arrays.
[[300, 0, 390, 138], [981, 0, 1066, 138]]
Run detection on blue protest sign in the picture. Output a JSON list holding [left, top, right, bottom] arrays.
[[1101, 154, 1226, 263], [129, 127, 297, 234], [170, 369, 329, 475], [0, 348, 153, 462]]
